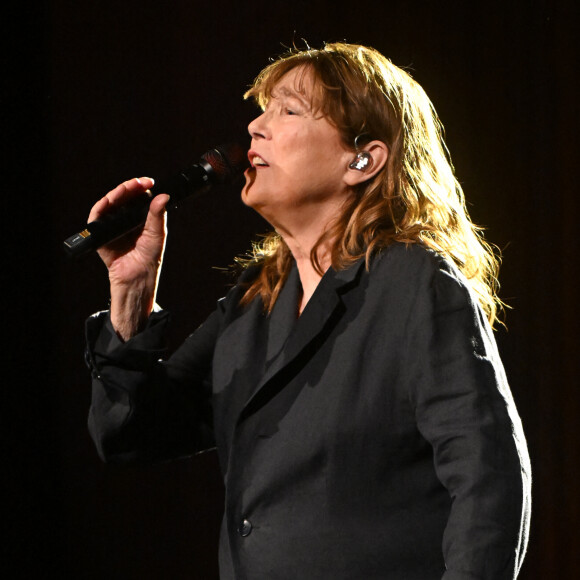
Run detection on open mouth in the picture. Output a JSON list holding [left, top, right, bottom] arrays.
[[253, 156, 269, 167], [248, 151, 270, 168]]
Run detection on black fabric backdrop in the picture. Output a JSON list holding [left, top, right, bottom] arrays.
[[4, 1, 578, 578]]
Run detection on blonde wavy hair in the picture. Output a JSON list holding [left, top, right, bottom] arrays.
[[239, 42, 504, 327]]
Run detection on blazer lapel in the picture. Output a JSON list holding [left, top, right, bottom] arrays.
[[238, 257, 366, 422], [265, 263, 301, 365]]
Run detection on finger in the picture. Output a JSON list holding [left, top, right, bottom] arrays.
[[88, 176, 156, 223], [88, 196, 111, 223], [105, 177, 155, 206]]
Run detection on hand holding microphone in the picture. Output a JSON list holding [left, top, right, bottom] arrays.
[[87, 176, 169, 287], [89, 176, 170, 340]]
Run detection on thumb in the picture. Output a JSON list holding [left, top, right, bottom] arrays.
[[142, 194, 170, 237], [150, 193, 170, 216]]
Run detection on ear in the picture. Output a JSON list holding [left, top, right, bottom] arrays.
[[343, 140, 389, 187]]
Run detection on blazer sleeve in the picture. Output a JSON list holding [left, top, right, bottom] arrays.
[[407, 261, 531, 580], [85, 305, 223, 463]]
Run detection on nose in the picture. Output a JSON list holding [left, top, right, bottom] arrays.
[[248, 110, 269, 140]]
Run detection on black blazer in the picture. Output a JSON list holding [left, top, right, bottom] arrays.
[[86, 242, 531, 580]]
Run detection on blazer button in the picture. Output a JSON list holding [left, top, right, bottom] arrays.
[[238, 519, 252, 537]]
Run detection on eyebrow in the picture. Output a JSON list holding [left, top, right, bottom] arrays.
[[274, 86, 310, 108]]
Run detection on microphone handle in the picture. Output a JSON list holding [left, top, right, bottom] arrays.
[[63, 163, 212, 259]]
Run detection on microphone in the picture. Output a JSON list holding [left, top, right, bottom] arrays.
[[63, 143, 248, 258]]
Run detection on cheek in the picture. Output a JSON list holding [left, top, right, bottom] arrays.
[[304, 133, 347, 169]]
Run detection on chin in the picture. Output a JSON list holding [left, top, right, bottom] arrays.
[[242, 181, 269, 212], [241, 168, 259, 206], [242, 185, 259, 209]]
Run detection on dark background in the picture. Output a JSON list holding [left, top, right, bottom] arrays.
[[4, 0, 578, 578]]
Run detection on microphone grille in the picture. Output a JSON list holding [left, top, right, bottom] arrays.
[[202, 143, 248, 182]]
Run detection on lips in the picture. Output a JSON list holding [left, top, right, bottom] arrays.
[[248, 150, 269, 167]]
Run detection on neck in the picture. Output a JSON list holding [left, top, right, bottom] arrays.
[[280, 230, 332, 315], [261, 198, 346, 314]]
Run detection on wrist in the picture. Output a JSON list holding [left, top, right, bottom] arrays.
[[109, 277, 157, 341]]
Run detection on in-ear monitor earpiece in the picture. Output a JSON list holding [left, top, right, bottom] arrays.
[[349, 151, 373, 171]]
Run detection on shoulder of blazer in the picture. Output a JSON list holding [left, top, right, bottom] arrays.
[[367, 242, 445, 288], [370, 242, 468, 288], [365, 243, 483, 329]]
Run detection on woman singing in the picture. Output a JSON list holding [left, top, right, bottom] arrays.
[[85, 42, 531, 579]]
